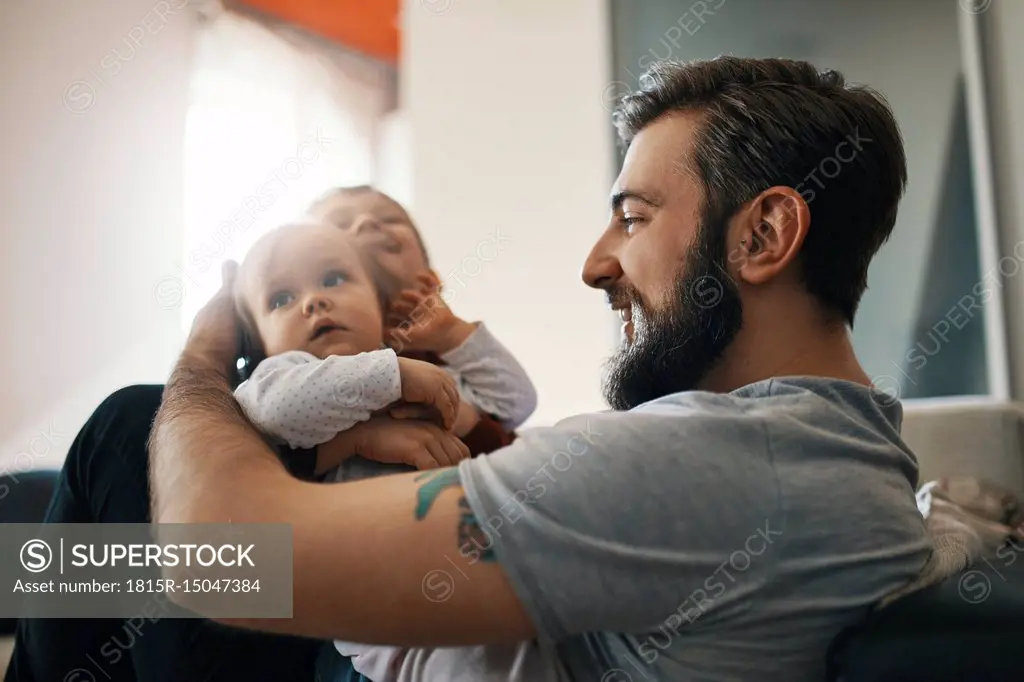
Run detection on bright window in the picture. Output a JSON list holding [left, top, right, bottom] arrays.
[[178, 11, 391, 332]]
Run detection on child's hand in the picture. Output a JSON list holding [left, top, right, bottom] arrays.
[[390, 398, 482, 437], [387, 272, 476, 353], [347, 417, 470, 470], [396, 357, 460, 430]]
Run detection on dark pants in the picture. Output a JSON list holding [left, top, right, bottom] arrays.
[[4, 384, 359, 682], [0, 469, 59, 636]]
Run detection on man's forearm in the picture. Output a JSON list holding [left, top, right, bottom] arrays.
[[146, 352, 535, 646], [149, 353, 291, 524]]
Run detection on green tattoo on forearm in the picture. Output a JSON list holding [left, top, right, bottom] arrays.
[[458, 495, 496, 562], [412, 469, 496, 562], [414, 469, 461, 520]]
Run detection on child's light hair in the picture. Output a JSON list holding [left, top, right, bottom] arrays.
[[307, 185, 431, 266]]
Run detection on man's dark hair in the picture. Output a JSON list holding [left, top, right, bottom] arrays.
[[613, 56, 907, 326]]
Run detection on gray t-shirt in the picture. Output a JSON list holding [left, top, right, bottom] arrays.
[[458, 376, 932, 682]]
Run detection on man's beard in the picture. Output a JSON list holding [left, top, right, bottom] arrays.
[[602, 217, 744, 411]]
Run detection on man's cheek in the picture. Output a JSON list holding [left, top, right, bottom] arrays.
[[640, 283, 677, 319], [616, 246, 664, 310]]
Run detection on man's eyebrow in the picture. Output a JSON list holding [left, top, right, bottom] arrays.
[[610, 189, 663, 211]]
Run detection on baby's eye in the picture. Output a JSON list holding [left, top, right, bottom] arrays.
[[379, 232, 403, 253], [269, 292, 294, 310], [323, 270, 349, 287], [326, 211, 355, 230]]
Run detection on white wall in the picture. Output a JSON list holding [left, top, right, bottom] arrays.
[[8, 0, 1015, 465], [984, 0, 1024, 400], [0, 0, 195, 473], [401, 0, 618, 426], [610, 0, 968, 396]]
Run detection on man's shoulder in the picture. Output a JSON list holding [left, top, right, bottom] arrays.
[[463, 376, 898, 512], [462, 395, 779, 521], [621, 376, 898, 442], [454, 379, 923, 662], [529, 386, 779, 453]]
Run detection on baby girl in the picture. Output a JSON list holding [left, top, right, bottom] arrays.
[[232, 221, 468, 475], [231, 221, 564, 681]]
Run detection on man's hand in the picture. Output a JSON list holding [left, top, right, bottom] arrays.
[[387, 271, 477, 354], [396, 357, 460, 430], [183, 260, 241, 379], [353, 418, 470, 469], [315, 418, 470, 474], [389, 399, 482, 438]]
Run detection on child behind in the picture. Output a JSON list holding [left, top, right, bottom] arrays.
[[307, 185, 538, 450], [232, 221, 564, 681]]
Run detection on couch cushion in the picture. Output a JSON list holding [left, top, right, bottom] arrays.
[[900, 399, 1024, 494]]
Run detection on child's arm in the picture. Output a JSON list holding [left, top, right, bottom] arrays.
[[439, 322, 538, 430], [387, 273, 538, 430], [233, 349, 402, 450]]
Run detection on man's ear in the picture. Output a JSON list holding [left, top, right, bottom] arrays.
[[734, 187, 809, 286]]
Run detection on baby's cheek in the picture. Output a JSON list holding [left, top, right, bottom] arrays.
[[260, 336, 285, 357], [382, 256, 421, 289], [260, 323, 295, 356]]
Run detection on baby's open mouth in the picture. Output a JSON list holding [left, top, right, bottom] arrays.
[[311, 320, 348, 340]]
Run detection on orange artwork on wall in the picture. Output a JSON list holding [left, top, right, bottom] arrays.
[[233, 0, 400, 64]]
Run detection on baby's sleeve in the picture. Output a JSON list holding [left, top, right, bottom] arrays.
[[439, 323, 538, 429], [233, 349, 401, 449]]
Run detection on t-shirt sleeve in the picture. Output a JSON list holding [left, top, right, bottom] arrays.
[[456, 405, 785, 643]]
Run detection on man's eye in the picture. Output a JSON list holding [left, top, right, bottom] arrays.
[[269, 292, 294, 310], [621, 216, 643, 234], [323, 271, 349, 287]]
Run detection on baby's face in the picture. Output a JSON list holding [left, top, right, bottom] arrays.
[[242, 224, 384, 359], [311, 191, 429, 291]]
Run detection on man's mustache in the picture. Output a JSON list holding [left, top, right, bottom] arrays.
[[606, 286, 644, 311]]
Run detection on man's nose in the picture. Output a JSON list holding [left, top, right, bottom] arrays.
[[582, 234, 623, 290], [303, 294, 332, 315]]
